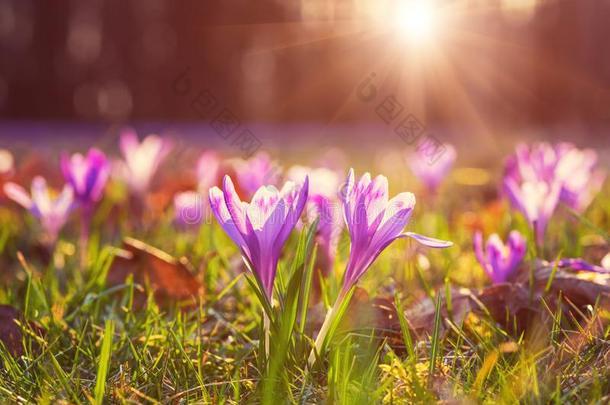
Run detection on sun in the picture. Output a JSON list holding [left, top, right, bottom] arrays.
[[393, 1, 438, 44]]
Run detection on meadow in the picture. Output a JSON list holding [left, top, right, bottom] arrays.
[[0, 132, 608, 404]]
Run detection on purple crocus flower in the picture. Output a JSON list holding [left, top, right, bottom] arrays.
[[3, 176, 74, 244], [287, 165, 344, 270], [503, 178, 561, 246], [117, 129, 172, 194], [61, 148, 110, 265], [61, 148, 110, 207], [173, 191, 205, 227], [554, 146, 606, 212], [505, 142, 606, 213], [234, 152, 282, 197], [196, 151, 220, 192], [407, 144, 456, 194], [309, 168, 452, 365], [340, 168, 453, 294], [209, 175, 308, 298], [473, 231, 526, 284]]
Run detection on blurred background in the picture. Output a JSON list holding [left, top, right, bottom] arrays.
[[0, 0, 609, 157]]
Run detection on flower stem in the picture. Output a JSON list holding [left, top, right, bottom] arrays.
[[308, 292, 343, 367], [80, 207, 92, 270], [263, 309, 270, 360]]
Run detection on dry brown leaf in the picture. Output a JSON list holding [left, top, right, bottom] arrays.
[[107, 237, 203, 307]]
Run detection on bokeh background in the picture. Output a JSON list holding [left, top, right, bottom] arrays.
[[0, 0, 609, 159]]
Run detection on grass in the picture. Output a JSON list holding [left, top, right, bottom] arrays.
[[0, 172, 609, 404]]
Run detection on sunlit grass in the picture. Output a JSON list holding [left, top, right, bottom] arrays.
[[0, 166, 609, 404]]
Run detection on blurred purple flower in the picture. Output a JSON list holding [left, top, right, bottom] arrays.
[[209, 175, 308, 298], [61, 148, 110, 207], [173, 191, 205, 227], [407, 144, 456, 193], [554, 258, 609, 274], [117, 129, 172, 194], [554, 147, 606, 212], [287, 165, 343, 269], [505, 142, 606, 213], [4, 176, 74, 244], [340, 169, 452, 295], [196, 151, 220, 192], [234, 152, 282, 197], [473, 230, 526, 284], [503, 178, 561, 245]]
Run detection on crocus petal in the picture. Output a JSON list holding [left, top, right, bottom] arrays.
[[400, 232, 453, 248], [62, 153, 88, 194], [222, 175, 249, 236], [486, 235, 504, 282], [197, 151, 220, 191], [506, 230, 527, 270], [473, 231, 492, 278], [31, 176, 51, 216], [85, 148, 110, 200], [364, 175, 389, 225], [3, 182, 33, 210], [54, 185, 75, 216], [247, 186, 281, 229], [119, 129, 139, 158], [275, 177, 309, 250], [369, 192, 415, 249], [209, 186, 247, 251], [557, 258, 609, 274]]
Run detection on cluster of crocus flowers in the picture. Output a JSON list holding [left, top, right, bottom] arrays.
[[473, 231, 527, 284], [503, 142, 606, 244], [407, 144, 456, 194], [209, 175, 309, 299], [3, 177, 74, 246], [115, 129, 172, 195], [309, 169, 452, 364]]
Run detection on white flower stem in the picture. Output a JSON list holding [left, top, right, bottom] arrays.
[[308, 294, 343, 367]]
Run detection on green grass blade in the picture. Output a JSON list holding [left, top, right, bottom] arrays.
[[94, 320, 115, 404]]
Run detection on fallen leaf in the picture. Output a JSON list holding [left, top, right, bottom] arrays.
[[474, 283, 536, 334], [533, 267, 610, 314], [107, 237, 203, 307]]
